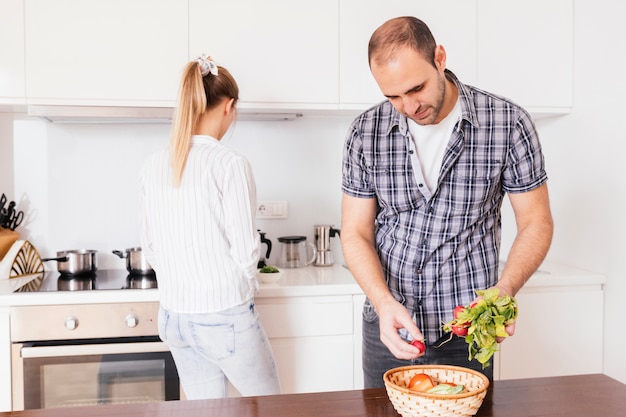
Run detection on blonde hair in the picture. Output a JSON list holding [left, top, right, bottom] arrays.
[[169, 59, 239, 186]]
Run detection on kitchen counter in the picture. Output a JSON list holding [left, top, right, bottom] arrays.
[[0, 374, 623, 417], [0, 261, 605, 307], [0, 262, 608, 411], [0, 264, 361, 307]]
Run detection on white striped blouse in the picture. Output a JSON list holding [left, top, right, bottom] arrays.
[[139, 135, 260, 313]]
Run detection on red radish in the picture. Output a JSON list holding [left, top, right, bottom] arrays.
[[410, 339, 426, 354], [453, 305, 471, 327], [451, 324, 469, 336]]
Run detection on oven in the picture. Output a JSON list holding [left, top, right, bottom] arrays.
[[10, 278, 180, 410]]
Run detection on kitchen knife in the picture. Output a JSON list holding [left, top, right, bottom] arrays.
[[0, 201, 15, 229]]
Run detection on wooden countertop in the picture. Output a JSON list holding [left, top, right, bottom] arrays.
[[2, 374, 624, 417]]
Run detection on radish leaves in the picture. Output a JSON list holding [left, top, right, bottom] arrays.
[[442, 288, 518, 368]]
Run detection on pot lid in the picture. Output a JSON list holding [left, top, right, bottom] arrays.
[[277, 236, 306, 243], [57, 249, 98, 255]]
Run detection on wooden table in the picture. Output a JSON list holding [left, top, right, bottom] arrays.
[[2, 374, 624, 417]]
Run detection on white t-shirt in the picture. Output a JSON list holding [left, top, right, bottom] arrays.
[[408, 99, 462, 195], [139, 135, 260, 313]]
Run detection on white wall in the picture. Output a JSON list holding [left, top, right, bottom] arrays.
[[494, 0, 626, 384], [545, 0, 625, 383], [229, 115, 350, 266], [10, 115, 351, 270]]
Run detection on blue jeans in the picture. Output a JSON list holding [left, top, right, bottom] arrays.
[[158, 301, 281, 399], [362, 309, 493, 388]]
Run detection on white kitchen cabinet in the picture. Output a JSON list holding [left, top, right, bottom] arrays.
[[269, 336, 354, 393], [189, 0, 339, 109], [339, 0, 573, 117], [352, 294, 366, 389], [0, 0, 26, 105], [497, 283, 603, 380], [15, 0, 573, 115], [23, 0, 188, 106], [0, 308, 10, 412], [256, 295, 356, 394], [476, 0, 574, 116], [339, 0, 478, 108]]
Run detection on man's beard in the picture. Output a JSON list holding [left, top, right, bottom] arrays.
[[410, 71, 446, 125]]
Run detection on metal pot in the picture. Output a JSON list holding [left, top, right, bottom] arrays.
[[42, 249, 98, 275], [126, 274, 158, 289], [113, 247, 154, 276], [57, 275, 96, 291]]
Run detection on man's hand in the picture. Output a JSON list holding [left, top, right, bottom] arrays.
[[471, 285, 517, 343], [497, 321, 516, 343], [377, 298, 425, 360]]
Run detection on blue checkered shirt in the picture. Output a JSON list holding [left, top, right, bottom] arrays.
[[342, 70, 547, 343]]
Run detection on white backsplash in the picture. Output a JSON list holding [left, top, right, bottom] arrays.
[[11, 115, 352, 269]]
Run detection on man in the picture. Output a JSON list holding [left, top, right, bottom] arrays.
[[340, 16, 553, 388]]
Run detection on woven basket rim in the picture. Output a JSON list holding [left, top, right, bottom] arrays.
[[383, 364, 490, 400]]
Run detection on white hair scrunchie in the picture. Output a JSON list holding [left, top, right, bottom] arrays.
[[196, 54, 218, 77]]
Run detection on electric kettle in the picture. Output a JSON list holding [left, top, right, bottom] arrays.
[[277, 236, 317, 268]]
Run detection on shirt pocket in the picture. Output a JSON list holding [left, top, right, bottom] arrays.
[[444, 159, 503, 215], [368, 164, 420, 216]]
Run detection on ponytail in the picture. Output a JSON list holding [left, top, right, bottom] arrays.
[[169, 56, 239, 186]]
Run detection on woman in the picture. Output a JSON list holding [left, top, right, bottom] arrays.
[[139, 55, 280, 399]]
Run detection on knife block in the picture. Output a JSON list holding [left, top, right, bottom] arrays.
[[0, 227, 19, 261]]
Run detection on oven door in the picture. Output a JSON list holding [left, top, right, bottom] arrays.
[[12, 337, 179, 410]]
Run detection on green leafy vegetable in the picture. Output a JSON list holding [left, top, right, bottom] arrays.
[[426, 383, 465, 395], [442, 288, 518, 368], [259, 265, 280, 273]]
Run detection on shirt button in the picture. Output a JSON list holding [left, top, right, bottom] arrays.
[[418, 183, 424, 188]]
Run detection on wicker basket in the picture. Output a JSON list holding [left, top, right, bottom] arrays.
[[383, 365, 490, 417]]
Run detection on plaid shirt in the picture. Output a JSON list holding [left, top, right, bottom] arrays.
[[342, 70, 547, 343]]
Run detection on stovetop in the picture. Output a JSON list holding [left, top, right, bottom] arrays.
[[38, 270, 157, 292]]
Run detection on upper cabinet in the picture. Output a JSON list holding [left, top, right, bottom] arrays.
[[189, 0, 339, 109], [476, 0, 574, 115], [0, 0, 26, 105], [24, 0, 188, 106], [3, 0, 572, 116], [339, 0, 573, 116], [339, 0, 478, 108]]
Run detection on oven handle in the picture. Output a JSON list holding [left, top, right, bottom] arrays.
[[20, 341, 169, 358]]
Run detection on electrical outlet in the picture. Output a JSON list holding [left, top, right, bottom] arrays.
[[256, 200, 288, 219]]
